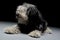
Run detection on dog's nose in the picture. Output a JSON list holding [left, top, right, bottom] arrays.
[[16, 14, 20, 18], [16, 14, 19, 16], [16, 14, 22, 18]]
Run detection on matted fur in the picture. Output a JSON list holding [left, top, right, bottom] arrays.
[[4, 3, 52, 38]]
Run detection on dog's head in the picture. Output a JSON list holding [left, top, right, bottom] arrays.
[[16, 3, 41, 25], [16, 5, 28, 24]]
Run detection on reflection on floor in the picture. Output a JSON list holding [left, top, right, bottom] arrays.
[[0, 21, 60, 40]]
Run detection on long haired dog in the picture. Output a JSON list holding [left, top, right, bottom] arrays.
[[4, 3, 52, 38]]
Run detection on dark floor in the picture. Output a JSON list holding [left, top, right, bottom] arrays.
[[0, 21, 60, 40]]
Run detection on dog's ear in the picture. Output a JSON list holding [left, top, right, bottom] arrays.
[[27, 7, 42, 18], [27, 7, 37, 16]]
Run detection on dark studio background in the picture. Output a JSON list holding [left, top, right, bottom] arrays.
[[0, 0, 60, 28]]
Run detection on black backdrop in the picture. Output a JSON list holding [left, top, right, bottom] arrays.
[[0, 0, 60, 27]]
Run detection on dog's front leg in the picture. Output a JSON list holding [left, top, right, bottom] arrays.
[[4, 25, 21, 34], [28, 30, 42, 38]]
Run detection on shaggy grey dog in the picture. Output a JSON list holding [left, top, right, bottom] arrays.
[[4, 3, 52, 38]]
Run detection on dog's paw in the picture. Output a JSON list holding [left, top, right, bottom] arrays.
[[28, 30, 41, 38], [4, 25, 20, 34], [45, 27, 52, 34]]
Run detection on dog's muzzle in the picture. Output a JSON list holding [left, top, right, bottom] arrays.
[[16, 13, 28, 24], [16, 13, 28, 21]]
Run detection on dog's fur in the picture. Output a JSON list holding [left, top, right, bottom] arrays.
[[4, 3, 52, 38]]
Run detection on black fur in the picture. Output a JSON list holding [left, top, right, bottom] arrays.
[[18, 6, 47, 34]]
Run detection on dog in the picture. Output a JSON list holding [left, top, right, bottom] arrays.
[[4, 3, 52, 38]]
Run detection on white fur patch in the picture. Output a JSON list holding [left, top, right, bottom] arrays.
[[28, 30, 41, 38], [23, 3, 35, 8], [4, 25, 20, 34], [45, 27, 52, 34]]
